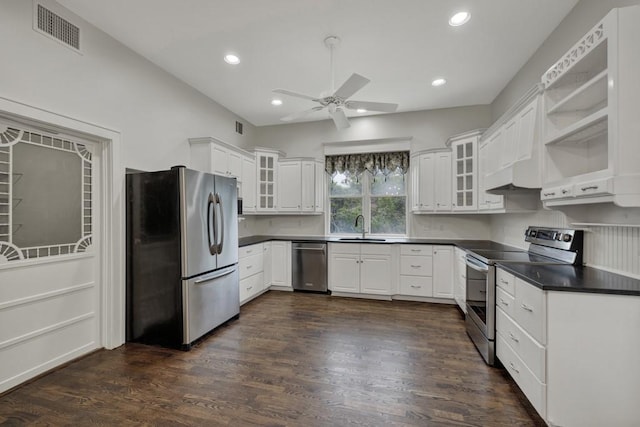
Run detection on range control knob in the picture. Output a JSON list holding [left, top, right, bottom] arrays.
[[562, 234, 572, 242], [555, 233, 563, 241]]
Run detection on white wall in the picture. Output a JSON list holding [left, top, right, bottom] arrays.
[[0, 0, 256, 173]]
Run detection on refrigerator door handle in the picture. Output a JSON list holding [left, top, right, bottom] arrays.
[[215, 192, 225, 255], [207, 192, 217, 255], [193, 265, 237, 284]]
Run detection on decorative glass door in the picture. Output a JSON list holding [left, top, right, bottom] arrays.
[[256, 152, 277, 211], [452, 138, 477, 211], [0, 122, 93, 262]]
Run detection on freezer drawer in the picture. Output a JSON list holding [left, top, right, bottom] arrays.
[[292, 242, 328, 293], [183, 265, 239, 346]]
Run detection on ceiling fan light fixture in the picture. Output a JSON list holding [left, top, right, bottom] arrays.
[[449, 11, 471, 26], [224, 54, 240, 65], [271, 98, 283, 106], [432, 78, 447, 87], [356, 108, 367, 113]]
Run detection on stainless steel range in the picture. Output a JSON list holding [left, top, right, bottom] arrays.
[[465, 226, 584, 365]]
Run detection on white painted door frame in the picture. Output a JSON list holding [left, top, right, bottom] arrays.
[[0, 95, 125, 350]]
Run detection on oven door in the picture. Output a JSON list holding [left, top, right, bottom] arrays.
[[465, 255, 495, 340]]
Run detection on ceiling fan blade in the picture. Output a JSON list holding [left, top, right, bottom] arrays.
[[273, 88, 319, 102], [329, 108, 350, 130], [345, 100, 399, 113], [333, 73, 370, 99], [281, 106, 324, 122]]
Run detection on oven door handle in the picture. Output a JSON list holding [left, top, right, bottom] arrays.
[[466, 256, 489, 272]]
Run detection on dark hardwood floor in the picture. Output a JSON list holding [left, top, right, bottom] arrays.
[[0, 292, 543, 426]]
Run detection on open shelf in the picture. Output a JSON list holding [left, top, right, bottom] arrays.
[[547, 69, 608, 115], [545, 107, 608, 145]]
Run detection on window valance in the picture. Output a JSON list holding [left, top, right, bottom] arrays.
[[325, 151, 410, 176]]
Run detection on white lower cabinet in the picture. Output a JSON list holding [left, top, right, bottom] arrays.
[[239, 243, 266, 304], [262, 242, 272, 288], [398, 245, 433, 297], [328, 243, 394, 295], [495, 268, 547, 419], [453, 247, 467, 312], [433, 246, 454, 298], [270, 241, 292, 288]]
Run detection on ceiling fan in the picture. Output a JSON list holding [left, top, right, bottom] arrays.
[[273, 36, 399, 130]]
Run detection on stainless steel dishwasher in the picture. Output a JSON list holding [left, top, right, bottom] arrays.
[[291, 242, 328, 293]]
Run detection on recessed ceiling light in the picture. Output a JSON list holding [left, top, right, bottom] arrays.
[[356, 108, 367, 113], [449, 11, 471, 26], [432, 78, 447, 87], [224, 54, 240, 65], [271, 99, 283, 106]]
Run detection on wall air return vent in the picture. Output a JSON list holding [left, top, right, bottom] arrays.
[[35, 3, 80, 51], [235, 121, 244, 135]]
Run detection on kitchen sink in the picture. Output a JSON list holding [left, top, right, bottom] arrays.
[[337, 237, 386, 242]]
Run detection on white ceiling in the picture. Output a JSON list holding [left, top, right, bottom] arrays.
[[58, 0, 579, 127]]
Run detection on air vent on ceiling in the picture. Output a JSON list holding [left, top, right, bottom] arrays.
[[235, 121, 244, 135], [36, 4, 80, 51]]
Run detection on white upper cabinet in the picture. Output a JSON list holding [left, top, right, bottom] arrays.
[[301, 161, 316, 212], [256, 149, 279, 212], [314, 160, 325, 213], [541, 5, 640, 207], [478, 139, 504, 211], [277, 160, 302, 211], [411, 149, 451, 213], [241, 155, 257, 213], [188, 137, 249, 181], [449, 133, 477, 211]]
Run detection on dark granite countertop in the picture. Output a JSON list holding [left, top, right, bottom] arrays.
[[497, 263, 640, 297], [239, 235, 521, 251]]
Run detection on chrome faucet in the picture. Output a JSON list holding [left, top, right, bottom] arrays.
[[354, 214, 366, 239]]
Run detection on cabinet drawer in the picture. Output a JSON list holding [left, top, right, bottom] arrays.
[[239, 272, 264, 303], [496, 308, 545, 381], [400, 255, 433, 276], [541, 185, 573, 200], [574, 177, 613, 197], [239, 243, 262, 259], [239, 252, 263, 280], [496, 268, 515, 295], [496, 333, 546, 419], [514, 278, 546, 344], [496, 287, 515, 318], [401, 244, 433, 256], [399, 275, 433, 297]]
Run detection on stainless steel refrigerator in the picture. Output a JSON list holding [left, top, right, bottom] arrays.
[[126, 166, 239, 349]]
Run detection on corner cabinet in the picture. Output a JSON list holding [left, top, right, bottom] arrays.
[[411, 149, 452, 213], [447, 131, 479, 211], [541, 5, 640, 207]]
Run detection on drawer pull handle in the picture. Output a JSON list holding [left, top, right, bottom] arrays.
[[509, 362, 520, 374], [509, 332, 519, 343], [410, 265, 421, 268], [411, 249, 421, 252], [500, 279, 509, 284], [581, 185, 598, 192], [410, 285, 421, 289], [499, 298, 509, 306], [543, 192, 556, 196], [246, 265, 252, 269], [561, 189, 569, 194], [521, 303, 533, 312], [247, 286, 253, 290]]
